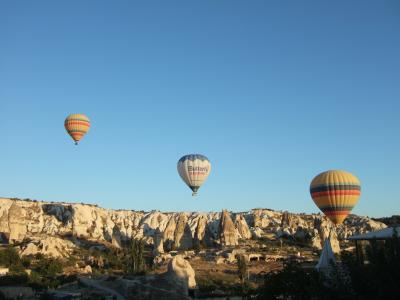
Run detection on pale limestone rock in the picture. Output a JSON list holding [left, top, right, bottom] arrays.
[[337, 215, 387, 239], [80, 265, 92, 274], [112, 225, 122, 248], [0, 210, 10, 237], [193, 214, 207, 247], [153, 228, 164, 256], [141, 211, 170, 233], [252, 209, 282, 228], [20, 236, 76, 258], [313, 216, 340, 253], [225, 252, 236, 263], [253, 210, 262, 227], [182, 250, 195, 259], [235, 214, 252, 239], [167, 255, 196, 289], [251, 227, 263, 239], [193, 214, 214, 248], [25, 202, 44, 234], [163, 215, 177, 251], [219, 210, 238, 246], [174, 213, 193, 250], [0, 268, 8, 275], [71, 204, 95, 238], [215, 256, 225, 264], [311, 229, 322, 249], [0, 198, 388, 254], [8, 202, 27, 243], [153, 253, 172, 265]]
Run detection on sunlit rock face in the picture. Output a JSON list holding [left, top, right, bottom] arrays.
[[153, 228, 164, 256], [235, 214, 252, 240], [174, 213, 193, 250], [20, 236, 76, 258], [0, 198, 387, 255], [167, 255, 196, 289], [219, 210, 239, 246]]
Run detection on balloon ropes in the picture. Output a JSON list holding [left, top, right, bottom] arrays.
[[64, 114, 90, 145], [310, 170, 361, 225], [177, 154, 211, 196]]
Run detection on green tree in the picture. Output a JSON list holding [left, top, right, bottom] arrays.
[[237, 255, 249, 297], [125, 238, 146, 275]]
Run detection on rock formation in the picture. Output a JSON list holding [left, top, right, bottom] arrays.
[[20, 236, 76, 258], [122, 255, 195, 299], [153, 228, 164, 256], [167, 255, 196, 289], [313, 216, 341, 253], [0, 198, 388, 255], [235, 214, 252, 239], [174, 213, 193, 250], [219, 210, 239, 246], [163, 215, 177, 251], [8, 202, 27, 243]]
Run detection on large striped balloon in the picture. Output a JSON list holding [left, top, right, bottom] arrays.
[[177, 154, 211, 196], [64, 114, 90, 145], [310, 170, 361, 225]]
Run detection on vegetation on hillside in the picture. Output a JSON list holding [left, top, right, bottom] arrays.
[[256, 235, 400, 300], [0, 237, 152, 291], [373, 215, 400, 226]]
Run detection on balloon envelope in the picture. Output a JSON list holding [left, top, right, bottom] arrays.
[[64, 114, 90, 144], [310, 170, 361, 224], [177, 154, 211, 196]]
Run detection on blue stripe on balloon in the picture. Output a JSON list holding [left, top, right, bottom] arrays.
[[178, 154, 209, 163], [310, 184, 360, 193]]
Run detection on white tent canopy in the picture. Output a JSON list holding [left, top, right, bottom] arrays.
[[348, 226, 400, 241], [316, 238, 336, 271]]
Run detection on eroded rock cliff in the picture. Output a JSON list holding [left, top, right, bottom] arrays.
[[0, 198, 387, 256]]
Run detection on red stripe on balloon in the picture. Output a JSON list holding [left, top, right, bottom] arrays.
[[324, 211, 350, 216], [65, 121, 90, 127]]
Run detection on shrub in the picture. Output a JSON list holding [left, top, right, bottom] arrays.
[[0, 247, 21, 267], [35, 257, 63, 277], [0, 273, 29, 286]]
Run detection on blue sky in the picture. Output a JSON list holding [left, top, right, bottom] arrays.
[[1, 1, 399, 217]]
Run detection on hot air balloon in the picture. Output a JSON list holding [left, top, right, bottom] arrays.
[[177, 154, 211, 196], [64, 114, 90, 145], [310, 170, 361, 225]]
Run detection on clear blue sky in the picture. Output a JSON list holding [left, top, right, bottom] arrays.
[[1, 1, 399, 217]]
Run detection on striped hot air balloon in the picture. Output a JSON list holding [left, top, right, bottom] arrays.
[[177, 154, 211, 196], [310, 170, 361, 225], [64, 114, 90, 145]]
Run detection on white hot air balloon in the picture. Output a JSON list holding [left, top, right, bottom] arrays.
[[177, 154, 211, 196]]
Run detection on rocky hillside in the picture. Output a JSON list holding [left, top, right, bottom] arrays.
[[0, 198, 386, 256]]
